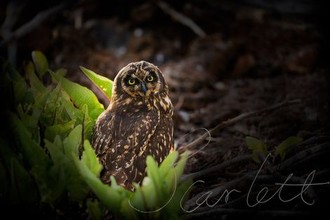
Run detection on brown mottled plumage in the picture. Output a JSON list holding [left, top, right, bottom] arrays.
[[92, 61, 174, 190]]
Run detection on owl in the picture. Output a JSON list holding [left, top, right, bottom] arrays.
[[92, 61, 174, 190]]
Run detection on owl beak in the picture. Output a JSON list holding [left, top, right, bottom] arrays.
[[141, 82, 148, 95]]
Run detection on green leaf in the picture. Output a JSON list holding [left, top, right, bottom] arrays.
[[81, 140, 102, 176], [16, 104, 41, 142], [80, 104, 95, 141], [63, 124, 83, 157], [245, 136, 267, 163], [120, 196, 140, 220], [26, 61, 48, 95], [66, 165, 90, 202], [43, 137, 69, 202], [140, 152, 190, 218], [51, 72, 104, 120], [275, 136, 303, 160], [32, 50, 48, 78], [62, 126, 88, 198], [45, 136, 64, 165], [165, 152, 189, 195], [127, 183, 146, 213], [139, 176, 157, 211], [80, 66, 113, 100], [9, 158, 39, 203], [246, 136, 266, 151], [87, 199, 103, 220], [11, 114, 56, 202], [11, 69, 31, 104], [167, 178, 192, 217], [62, 94, 84, 121], [158, 151, 182, 196], [10, 113, 50, 169], [45, 136, 89, 202], [146, 156, 163, 199], [172, 152, 189, 179], [45, 120, 76, 141], [55, 68, 67, 77], [25, 60, 35, 76], [159, 151, 179, 175], [73, 155, 123, 212], [39, 83, 63, 126]]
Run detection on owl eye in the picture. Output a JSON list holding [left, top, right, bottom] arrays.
[[146, 71, 157, 82], [146, 75, 154, 82], [128, 78, 136, 85]]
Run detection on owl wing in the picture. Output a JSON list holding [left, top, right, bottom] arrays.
[[91, 109, 159, 188], [92, 111, 116, 156]]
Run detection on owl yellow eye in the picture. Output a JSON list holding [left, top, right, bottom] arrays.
[[146, 75, 154, 82], [128, 78, 136, 85]]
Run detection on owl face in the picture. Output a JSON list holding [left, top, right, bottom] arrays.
[[114, 61, 166, 98]]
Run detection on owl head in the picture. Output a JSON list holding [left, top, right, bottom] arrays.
[[112, 61, 168, 99]]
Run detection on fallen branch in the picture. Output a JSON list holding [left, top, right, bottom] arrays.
[[181, 154, 251, 182], [279, 142, 330, 172], [0, 3, 67, 46], [156, 1, 206, 38], [183, 99, 301, 150]]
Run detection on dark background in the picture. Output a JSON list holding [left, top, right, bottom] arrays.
[[1, 0, 329, 219]]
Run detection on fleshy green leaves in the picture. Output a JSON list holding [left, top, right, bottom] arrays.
[[81, 140, 103, 176], [4, 50, 190, 219], [51, 72, 104, 120], [32, 50, 49, 78], [275, 136, 303, 160], [74, 149, 190, 219], [246, 136, 303, 162], [245, 136, 267, 163], [80, 66, 113, 100], [130, 151, 190, 219], [74, 144, 124, 213], [4, 50, 106, 205]]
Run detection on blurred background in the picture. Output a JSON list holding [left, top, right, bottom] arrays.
[[1, 0, 328, 135], [1, 0, 329, 219]]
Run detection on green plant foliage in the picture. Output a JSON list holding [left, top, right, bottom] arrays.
[[73, 142, 125, 213], [80, 66, 113, 100], [87, 199, 103, 220], [275, 136, 303, 160], [0, 138, 39, 204], [74, 149, 190, 219], [10, 64, 33, 105], [246, 136, 304, 162], [130, 152, 190, 219], [51, 72, 104, 120], [1, 50, 191, 219], [32, 50, 49, 78], [245, 136, 268, 163]]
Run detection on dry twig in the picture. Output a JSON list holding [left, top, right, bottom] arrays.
[[0, 3, 66, 46], [279, 142, 330, 171], [183, 99, 301, 150], [156, 1, 206, 38], [181, 154, 251, 182]]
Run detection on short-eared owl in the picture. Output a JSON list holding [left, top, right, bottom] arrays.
[[92, 61, 174, 190]]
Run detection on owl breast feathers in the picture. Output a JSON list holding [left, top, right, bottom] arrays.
[[92, 61, 174, 190]]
